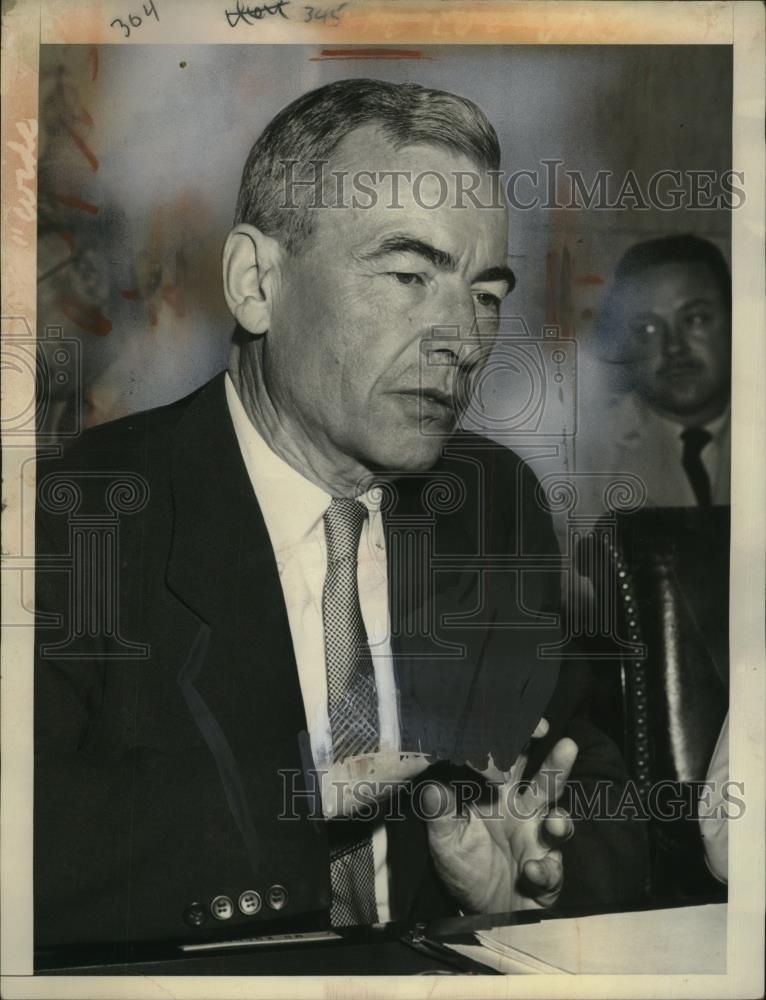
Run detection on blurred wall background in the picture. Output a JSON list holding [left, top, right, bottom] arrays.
[[37, 43, 732, 437]]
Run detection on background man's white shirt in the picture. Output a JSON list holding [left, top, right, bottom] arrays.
[[225, 373, 399, 921], [573, 391, 731, 511]]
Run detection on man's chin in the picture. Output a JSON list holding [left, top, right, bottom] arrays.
[[647, 388, 728, 423], [364, 434, 450, 476]]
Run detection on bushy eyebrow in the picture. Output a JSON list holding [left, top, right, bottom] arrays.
[[474, 265, 516, 293], [361, 235, 456, 271], [679, 297, 717, 309], [360, 234, 516, 292], [630, 297, 718, 319]]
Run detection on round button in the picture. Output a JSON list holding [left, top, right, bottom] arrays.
[[238, 890, 262, 916], [183, 902, 207, 928], [210, 895, 234, 920], [266, 884, 288, 910]]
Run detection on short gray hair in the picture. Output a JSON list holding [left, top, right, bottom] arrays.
[[234, 78, 501, 253]]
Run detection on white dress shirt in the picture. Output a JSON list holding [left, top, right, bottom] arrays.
[[572, 392, 731, 511], [225, 373, 398, 921]]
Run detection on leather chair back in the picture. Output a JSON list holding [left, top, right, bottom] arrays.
[[585, 506, 729, 901]]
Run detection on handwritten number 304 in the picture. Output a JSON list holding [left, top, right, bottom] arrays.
[[111, 1, 160, 38]]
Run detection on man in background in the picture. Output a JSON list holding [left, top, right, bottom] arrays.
[[568, 236, 731, 903], [583, 233, 731, 508]]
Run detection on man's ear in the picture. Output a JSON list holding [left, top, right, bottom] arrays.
[[222, 223, 283, 335]]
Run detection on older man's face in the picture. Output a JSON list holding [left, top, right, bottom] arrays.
[[263, 126, 510, 475], [617, 261, 731, 425]]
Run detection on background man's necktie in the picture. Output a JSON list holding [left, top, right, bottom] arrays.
[[681, 427, 713, 507], [322, 497, 380, 927]]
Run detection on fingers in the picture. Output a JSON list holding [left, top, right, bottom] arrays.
[[524, 737, 578, 813], [421, 781, 511, 914], [541, 807, 574, 845], [522, 851, 563, 899], [422, 782, 484, 879], [531, 716, 550, 740], [420, 782, 472, 846]]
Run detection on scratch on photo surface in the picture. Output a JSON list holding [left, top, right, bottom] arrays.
[[144, 977, 178, 999]]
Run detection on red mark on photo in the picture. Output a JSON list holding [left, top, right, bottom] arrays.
[[122, 283, 185, 327], [122, 288, 159, 327], [311, 48, 425, 61], [161, 283, 186, 319], [88, 47, 100, 81], [574, 275, 604, 286], [53, 194, 100, 215], [65, 125, 99, 172], [60, 296, 112, 336]]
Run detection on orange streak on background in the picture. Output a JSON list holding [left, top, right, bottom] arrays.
[[65, 125, 99, 171], [60, 296, 112, 336], [53, 193, 100, 214]]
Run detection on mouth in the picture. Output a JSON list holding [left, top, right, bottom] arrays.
[[659, 362, 704, 380], [395, 388, 456, 419]]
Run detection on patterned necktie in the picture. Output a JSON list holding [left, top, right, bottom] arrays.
[[322, 497, 379, 926], [681, 427, 713, 507]]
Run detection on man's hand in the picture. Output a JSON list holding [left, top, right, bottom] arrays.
[[422, 728, 578, 915]]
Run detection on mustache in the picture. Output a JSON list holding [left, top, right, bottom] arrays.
[[656, 359, 704, 376]]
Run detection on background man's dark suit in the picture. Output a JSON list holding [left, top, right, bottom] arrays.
[[35, 373, 647, 951]]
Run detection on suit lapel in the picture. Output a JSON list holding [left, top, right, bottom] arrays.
[[383, 448, 493, 764], [165, 374, 312, 872], [385, 437, 561, 772]]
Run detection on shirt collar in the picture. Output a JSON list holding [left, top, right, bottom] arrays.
[[664, 404, 730, 449], [225, 373, 380, 554], [621, 393, 730, 447], [702, 406, 730, 440]]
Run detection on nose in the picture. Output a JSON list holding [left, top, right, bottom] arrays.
[[425, 280, 480, 348], [422, 296, 481, 381], [662, 318, 691, 358], [443, 274, 479, 328]]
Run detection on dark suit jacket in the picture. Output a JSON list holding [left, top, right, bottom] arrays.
[[34, 373, 647, 953]]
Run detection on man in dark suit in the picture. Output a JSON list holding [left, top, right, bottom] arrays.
[[35, 79, 646, 955]]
